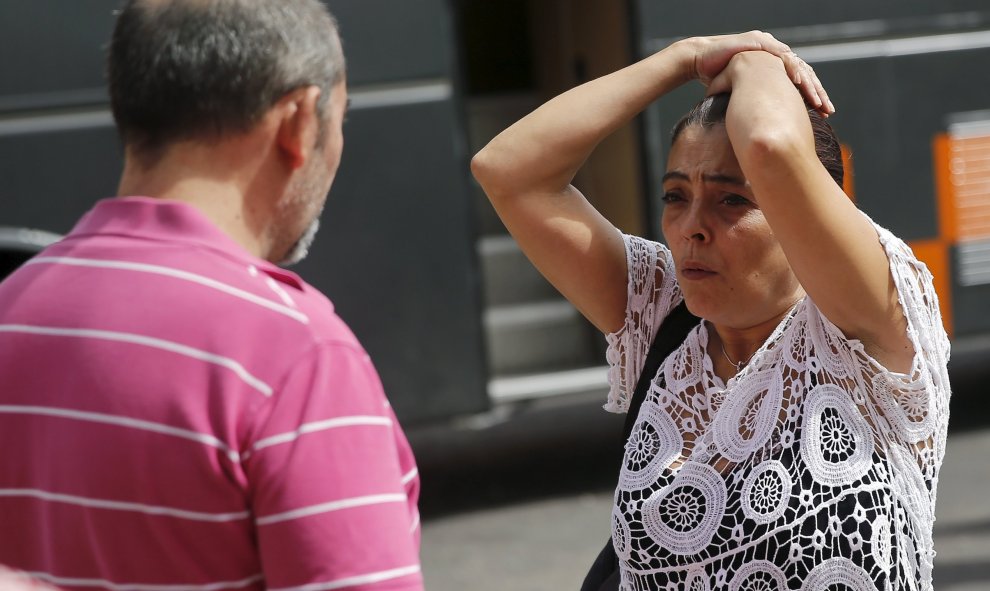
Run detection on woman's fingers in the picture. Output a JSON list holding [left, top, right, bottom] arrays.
[[753, 30, 792, 57], [780, 49, 834, 115], [809, 64, 835, 115], [739, 31, 836, 115], [796, 59, 822, 108], [691, 31, 836, 116], [693, 31, 790, 83], [799, 60, 834, 115], [705, 69, 732, 96]]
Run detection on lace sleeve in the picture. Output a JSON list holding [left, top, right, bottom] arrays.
[[875, 223, 952, 372], [603, 233, 681, 413], [869, 224, 952, 449], [808, 219, 951, 464], [869, 223, 952, 580]]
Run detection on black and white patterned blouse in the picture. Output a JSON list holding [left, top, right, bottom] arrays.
[[604, 220, 951, 591]]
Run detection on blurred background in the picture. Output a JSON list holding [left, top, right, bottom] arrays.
[[1, 1, 989, 589]]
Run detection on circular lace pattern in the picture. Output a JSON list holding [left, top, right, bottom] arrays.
[[620, 401, 684, 490], [806, 311, 852, 379], [801, 384, 874, 486], [642, 463, 727, 555], [871, 514, 892, 573], [801, 557, 875, 590], [611, 505, 632, 561], [887, 443, 934, 529], [742, 460, 793, 524], [684, 567, 711, 591], [729, 560, 788, 591], [713, 368, 783, 462], [667, 341, 704, 394], [873, 372, 934, 444], [782, 321, 807, 374]]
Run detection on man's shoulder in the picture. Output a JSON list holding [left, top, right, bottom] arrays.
[[294, 284, 359, 343]]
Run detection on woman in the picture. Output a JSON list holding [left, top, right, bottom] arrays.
[[472, 32, 950, 590]]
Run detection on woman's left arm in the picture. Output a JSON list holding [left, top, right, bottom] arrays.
[[710, 52, 914, 372]]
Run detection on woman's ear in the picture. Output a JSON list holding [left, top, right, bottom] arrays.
[[275, 85, 322, 170]]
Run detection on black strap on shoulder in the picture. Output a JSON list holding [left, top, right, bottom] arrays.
[[580, 301, 699, 591], [621, 301, 698, 440]]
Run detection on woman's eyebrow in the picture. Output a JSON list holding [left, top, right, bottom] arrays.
[[703, 173, 748, 187], [661, 171, 748, 188]]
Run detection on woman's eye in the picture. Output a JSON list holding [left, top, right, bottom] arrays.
[[661, 191, 683, 204], [722, 193, 750, 206]]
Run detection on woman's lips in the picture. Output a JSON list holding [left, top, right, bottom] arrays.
[[680, 261, 716, 280], [681, 268, 716, 280]]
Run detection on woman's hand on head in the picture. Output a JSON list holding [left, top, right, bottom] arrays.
[[677, 31, 833, 116]]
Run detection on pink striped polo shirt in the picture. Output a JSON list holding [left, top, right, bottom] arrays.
[[0, 197, 423, 591]]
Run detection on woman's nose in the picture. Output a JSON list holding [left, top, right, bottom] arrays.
[[681, 204, 710, 242]]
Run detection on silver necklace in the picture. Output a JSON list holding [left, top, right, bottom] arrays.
[[720, 340, 753, 372]]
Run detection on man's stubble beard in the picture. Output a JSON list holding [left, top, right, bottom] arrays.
[[276, 160, 331, 267], [278, 214, 321, 266]]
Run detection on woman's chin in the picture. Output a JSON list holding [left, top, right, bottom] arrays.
[[679, 296, 710, 321]]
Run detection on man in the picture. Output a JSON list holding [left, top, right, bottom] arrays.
[[0, 1, 423, 589]]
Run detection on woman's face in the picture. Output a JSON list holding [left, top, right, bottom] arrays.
[[660, 124, 804, 328]]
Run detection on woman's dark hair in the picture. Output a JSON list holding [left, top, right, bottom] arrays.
[[108, 0, 346, 163], [670, 93, 844, 188]]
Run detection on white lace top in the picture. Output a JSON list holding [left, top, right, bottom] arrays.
[[604, 221, 951, 591]]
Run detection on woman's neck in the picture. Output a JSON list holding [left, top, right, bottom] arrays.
[[708, 303, 796, 379]]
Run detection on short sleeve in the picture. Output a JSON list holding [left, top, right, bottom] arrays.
[[869, 224, 952, 450], [603, 233, 681, 413], [244, 342, 423, 591], [806, 219, 951, 456], [875, 223, 951, 376]]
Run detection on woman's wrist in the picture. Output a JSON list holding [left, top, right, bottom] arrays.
[[662, 38, 701, 86]]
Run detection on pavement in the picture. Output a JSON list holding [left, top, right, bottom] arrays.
[[409, 385, 990, 591]]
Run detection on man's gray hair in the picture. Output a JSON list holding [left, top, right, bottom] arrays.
[[108, 0, 346, 162]]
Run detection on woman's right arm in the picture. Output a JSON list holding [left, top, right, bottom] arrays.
[[470, 32, 827, 334]]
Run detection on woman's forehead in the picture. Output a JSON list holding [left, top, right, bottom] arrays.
[[666, 124, 743, 178]]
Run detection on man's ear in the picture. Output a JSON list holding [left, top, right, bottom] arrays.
[[275, 86, 322, 170]]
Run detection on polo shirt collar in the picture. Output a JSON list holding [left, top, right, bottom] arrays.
[[73, 197, 304, 289]]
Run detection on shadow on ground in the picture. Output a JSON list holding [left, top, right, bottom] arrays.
[[408, 396, 625, 519]]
